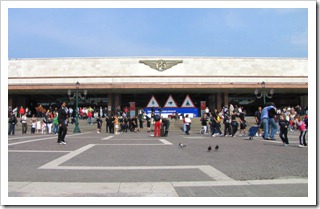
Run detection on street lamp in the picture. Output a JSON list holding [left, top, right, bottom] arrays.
[[68, 81, 87, 133], [254, 81, 274, 105]]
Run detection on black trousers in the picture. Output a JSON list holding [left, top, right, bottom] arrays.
[[22, 123, 28, 134], [224, 123, 232, 136], [185, 125, 190, 135], [211, 123, 222, 135], [109, 125, 114, 133], [231, 124, 238, 136], [8, 124, 15, 135], [279, 128, 289, 144], [58, 123, 67, 143]]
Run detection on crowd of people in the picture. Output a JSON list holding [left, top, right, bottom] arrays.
[[8, 103, 308, 147], [195, 104, 308, 147], [198, 105, 249, 137], [8, 104, 171, 139]]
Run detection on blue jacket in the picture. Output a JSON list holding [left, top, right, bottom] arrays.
[[261, 106, 275, 120]]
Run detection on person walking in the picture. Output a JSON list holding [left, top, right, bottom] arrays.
[[87, 110, 92, 125], [162, 117, 170, 137], [138, 108, 144, 130], [223, 112, 232, 137], [105, 115, 110, 133], [295, 115, 307, 147], [154, 114, 161, 137], [31, 114, 37, 134], [114, 115, 119, 134], [261, 104, 276, 140], [52, 113, 59, 134], [184, 114, 192, 135], [57, 102, 68, 145], [268, 107, 278, 140], [200, 114, 208, 134], [21, 113, 28, 134], [8, 112, 18, 135], [254, 106, 263, 137], [239, 110, 247, 136], [108, 115, 114, 133], [231, 110, 239, 137], [278, 114, 290, 146], [96, 116, 103, 133], [211, 109, 223, 137]]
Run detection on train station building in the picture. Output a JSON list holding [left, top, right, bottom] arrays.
[[8, 57, 308, 116]]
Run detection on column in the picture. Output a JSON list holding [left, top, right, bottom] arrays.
[[223, 91, 229, 107], [114, 94, 120, 112], [208, 94, 215, 112], [200, 101, 206, 117], [8, 96, 13, 112], [300, 95, 308, 110], [216, 93, 222, 111], [108, 93, 113, 115]]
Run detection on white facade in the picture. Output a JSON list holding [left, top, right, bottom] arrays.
[[8, 57, 307, 87]]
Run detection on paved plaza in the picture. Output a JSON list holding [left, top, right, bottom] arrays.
[[7, 119, 309, 203]]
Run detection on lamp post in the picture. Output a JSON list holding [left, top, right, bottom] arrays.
[[254, 81, 274, 105], [68, 81, 87, 133]]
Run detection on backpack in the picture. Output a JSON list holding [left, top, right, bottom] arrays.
[[217, 115, 221, 123]]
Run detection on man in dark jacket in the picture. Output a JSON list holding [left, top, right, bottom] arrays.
[[8, 112, 18, 135], [57, 102, 68, 145], [162, 118, 170, 137]]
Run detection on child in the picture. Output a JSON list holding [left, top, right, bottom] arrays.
[[114, 115, 119, 134], [36, 121, 41, 134], [41, 121, 47, 135], [200, 115, 208, 134], [278, 114, 290, 146], [96, 116, 102, 133], [295, 115, 307, 147], [31, 121, 36, 134], [53, 113, 59, 134]]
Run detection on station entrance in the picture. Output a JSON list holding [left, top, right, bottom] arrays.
[[9, 91, 305, 117]]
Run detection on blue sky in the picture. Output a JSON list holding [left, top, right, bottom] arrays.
[[8, 8, 308, 58]]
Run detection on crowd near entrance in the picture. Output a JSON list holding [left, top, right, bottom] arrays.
[[9, 92, 306, 118]]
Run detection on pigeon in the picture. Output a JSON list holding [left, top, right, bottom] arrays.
[[179, 143, 186, 149], [215, 145, 219, 151], [207, 146, 212, 152]]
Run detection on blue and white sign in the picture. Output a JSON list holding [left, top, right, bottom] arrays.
[[144, 107, 198, 118]]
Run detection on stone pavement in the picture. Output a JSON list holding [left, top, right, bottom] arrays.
[[5, 119, 312, 205]]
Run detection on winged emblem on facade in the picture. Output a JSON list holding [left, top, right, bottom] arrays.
[[139, 60, 183, 71]]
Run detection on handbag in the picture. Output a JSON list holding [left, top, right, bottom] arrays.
[[232, 121, 239, 127]]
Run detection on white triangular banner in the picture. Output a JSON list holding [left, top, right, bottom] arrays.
[[146, 95, 160, 107], [164, 95, 178, 108], [181, 95, 195, 108]]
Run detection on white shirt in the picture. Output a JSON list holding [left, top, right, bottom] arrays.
[[185, 117, 191, 125]]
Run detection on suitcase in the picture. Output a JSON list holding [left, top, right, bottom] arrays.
[[248, 126, 259, 140]]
